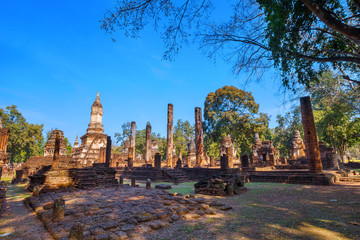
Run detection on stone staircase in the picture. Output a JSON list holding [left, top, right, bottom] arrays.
[[162, 169, 189, 183], [69, 165, 118, 189], [69, 168, 98, 188]]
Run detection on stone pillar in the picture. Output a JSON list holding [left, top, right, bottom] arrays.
[[209, 156, 215, 167], [241, 155, 249, 167], [131, 177, 136, 187], [130, 121, 136, 159], [226, 147, 233, 168], [52, 198, 65, 221], [166, 104, 174, 168], [154, 153, 161, 169], [145, 123, 152, 165], [146, 179, 151, 189], [52, 132, 61, 170], [195, 107, 204, 167], [128, 147, 134, 168], [119, 176, 123, 185], [172, 150, 178, 168], [99, 147, 106, 163], [220, 154, 229, 170], [105, 136, 111, 167], [300, 96, 323, 173], [178, 148, 182, 161], [269, 154, 275, 166]]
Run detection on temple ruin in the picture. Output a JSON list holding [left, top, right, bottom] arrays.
[[290, 130, 306, 160], [72, 92, 108, 166], [43, 130, 67, 157], [252, 133, 279, 166], [300, 96, 323, 173], [0, 119, 10, 177], [195, 107, 204, 167], [166, 104, 174, 167]]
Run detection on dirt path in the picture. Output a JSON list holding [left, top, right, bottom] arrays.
[[0, 181, 53, 240]]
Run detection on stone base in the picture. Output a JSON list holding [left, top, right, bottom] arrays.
[[194, 174, 247, 196], [246, 170, 336, 185]]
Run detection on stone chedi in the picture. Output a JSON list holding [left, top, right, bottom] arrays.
[[219, 135, 237, 167], [72, 92, 108, 166], [252, 133, 279, 166], [43, 130, 67, 157], [290, 130, 306, 160]]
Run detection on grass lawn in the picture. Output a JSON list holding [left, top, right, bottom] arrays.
[[150, 182, 360, 240]]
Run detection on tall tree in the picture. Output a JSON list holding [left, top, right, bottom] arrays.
[[101, 0, 360, 89], [173, 119, 195, 159], [204, 86, 269, 155], [0, 105, 44, 163], [309, 71, 360, 162]]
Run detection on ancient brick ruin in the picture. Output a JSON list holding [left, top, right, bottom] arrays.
[[300, 96, 323, 173], [43, 130, 67, 157], [251, 133, 279, 166], [166, 104, 174, 168], [71, 92, 108, 167], [195, 107, 204, 167], [0, 119, 10, 178]]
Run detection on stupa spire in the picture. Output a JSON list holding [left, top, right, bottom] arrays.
[[87, 92, 104, 133]]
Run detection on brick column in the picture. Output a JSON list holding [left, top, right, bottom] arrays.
[[99, 147, 106, 163], [154, 153, 161, 169], [226, 147, 233, 168], [145, 123, 152, 165], [130, 121, 136, 155], [300, 96, 322, 173], [52, 132, 60, 169], [195, 107, 204, 167], [166, 104, 174, 167], [105, 136, 111, 167]]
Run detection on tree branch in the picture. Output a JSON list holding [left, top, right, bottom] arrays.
[[300, 0, 360, 44]]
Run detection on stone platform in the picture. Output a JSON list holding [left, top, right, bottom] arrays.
[[26, 186, 233, 240], [246, 170, 336, 185]]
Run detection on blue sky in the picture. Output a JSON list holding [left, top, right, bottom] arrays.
[[0, 0, 293, 145]]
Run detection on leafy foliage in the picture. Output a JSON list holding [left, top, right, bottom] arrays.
[[173, 119, 194, 159], [0, 105, 44, 163], [272, 107, 303, 157], [101, 0, 360, 89], [203, 86, 269, 155]]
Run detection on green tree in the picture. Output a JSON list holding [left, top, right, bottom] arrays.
[[272, 106, 303, 157], [309, 72, 360, 162], [114, 122, 131, 144], [0, 105, 44, 163], [114, 122, 167, 159], [101, 0, 360, 89], [204, 86, 269, 155], [173, 119, 194, 159]]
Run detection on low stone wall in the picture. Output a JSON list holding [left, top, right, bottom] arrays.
[[246, 171, 336, 185], [181, 168, 241, 181], [115, 167, 164, 182]]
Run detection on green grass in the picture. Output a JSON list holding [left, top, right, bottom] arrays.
[[123, 180, 196, 195], [1, 177, 31, 200]]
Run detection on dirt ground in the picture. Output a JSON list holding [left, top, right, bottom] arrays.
[[0, 181, 52, 240], [1, 180, 360, 240]]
